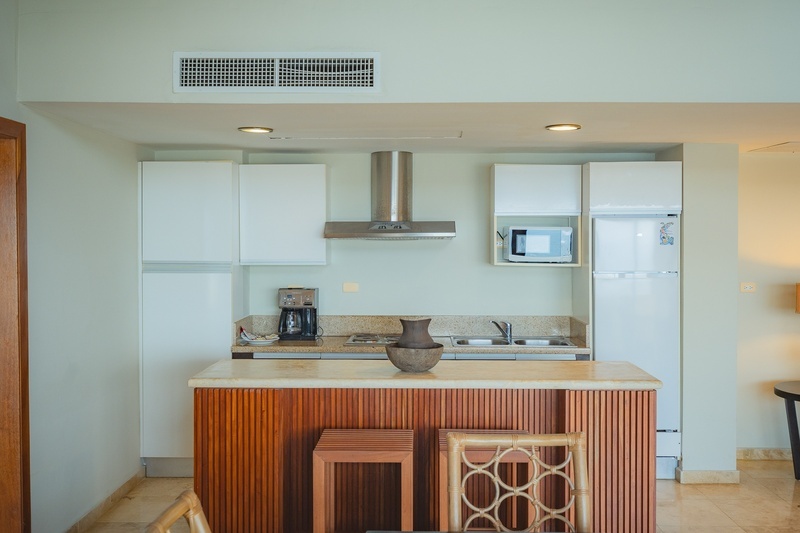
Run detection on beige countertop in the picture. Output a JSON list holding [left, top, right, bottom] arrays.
[[231, 335, 590, 356], [189, 359, 659, 390]]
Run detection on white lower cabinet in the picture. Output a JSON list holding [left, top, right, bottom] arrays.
[[253, 352, 320, 359], [141, 270, 232, 458], [321, 352, 387, 360]]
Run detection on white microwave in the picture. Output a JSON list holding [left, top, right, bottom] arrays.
[[503, 226, 573, 263]]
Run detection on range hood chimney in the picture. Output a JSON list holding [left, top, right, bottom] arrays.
[[324, 151, 456, 239]]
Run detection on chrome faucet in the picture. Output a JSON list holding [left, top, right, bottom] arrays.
[[491, 320, 512, 343]]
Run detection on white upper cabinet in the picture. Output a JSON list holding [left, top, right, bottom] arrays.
[[583, 161, 682, 215], [490, 164, 582, 266], [492, 164, 581, 215], [239, 164, 327, 265], [141, 161, 235, 262]]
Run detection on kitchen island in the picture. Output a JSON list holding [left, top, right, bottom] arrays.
[[190, 359, 660, 533]]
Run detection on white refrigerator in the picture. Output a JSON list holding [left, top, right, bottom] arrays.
[[592, 216, 681, 467]]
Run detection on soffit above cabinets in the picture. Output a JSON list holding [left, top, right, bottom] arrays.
[[23, 101, 800, 154]]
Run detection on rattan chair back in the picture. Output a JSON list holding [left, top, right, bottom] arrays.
[[446, 432, 591, 532]]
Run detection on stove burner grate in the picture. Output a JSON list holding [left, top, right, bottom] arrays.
[[345, 333, 401, 345]]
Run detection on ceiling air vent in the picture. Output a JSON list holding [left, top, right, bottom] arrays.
[[173, 52, 380, 93]]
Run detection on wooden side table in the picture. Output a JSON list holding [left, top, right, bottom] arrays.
[[774, 381, 800, 480]]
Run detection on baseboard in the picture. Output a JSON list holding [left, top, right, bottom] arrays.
[[66, 466, 145, 533], [737, 447, 792, 460], [675, 467, 740, 484]]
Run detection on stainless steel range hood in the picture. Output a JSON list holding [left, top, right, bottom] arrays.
[[324, 151, 456, 239]]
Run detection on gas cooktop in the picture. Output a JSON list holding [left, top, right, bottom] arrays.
[[344, 333, 401, 346]]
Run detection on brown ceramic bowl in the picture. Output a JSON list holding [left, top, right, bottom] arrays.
[[385, 342, 444, 373]]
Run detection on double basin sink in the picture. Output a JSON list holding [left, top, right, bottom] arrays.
[[450, 335, 575, 347]]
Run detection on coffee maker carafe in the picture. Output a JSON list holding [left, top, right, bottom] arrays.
[[278, 288, 319, 341]]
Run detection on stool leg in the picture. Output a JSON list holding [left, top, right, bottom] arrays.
[[325, 461, 335, 531], [400, 454, 414, 530], [784, 398, 800, 480], [313, 456, 337, 533], [312, 454, 325, 533]]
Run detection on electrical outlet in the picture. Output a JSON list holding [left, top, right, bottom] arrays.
[[740, 282, 757, 293], [343, 282, 359, 293]]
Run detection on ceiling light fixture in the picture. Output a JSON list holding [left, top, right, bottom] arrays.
[[238, 126, 274, 134], [545, 123, 581, 132]]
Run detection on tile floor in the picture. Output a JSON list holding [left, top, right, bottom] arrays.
[[87, 477, 194, 532], [87, 460, 800, 532]]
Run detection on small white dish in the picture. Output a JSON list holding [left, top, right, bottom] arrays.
[[245, 338, 279, 346]]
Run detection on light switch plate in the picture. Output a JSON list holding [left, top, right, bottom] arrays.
[[740, 282, 756, 293]]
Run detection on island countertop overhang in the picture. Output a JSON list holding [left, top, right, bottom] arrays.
[[189, 359, 662, 390]]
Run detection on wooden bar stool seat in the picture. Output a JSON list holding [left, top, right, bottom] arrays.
[[313, 428, 414, 533], [438, 428, 531, 532]]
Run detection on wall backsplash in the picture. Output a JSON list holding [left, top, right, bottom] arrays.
[[236, 314, 588, 344]]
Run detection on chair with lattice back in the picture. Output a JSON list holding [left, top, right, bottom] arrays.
[[446, 432, 591, 532], [145, 489, 212, 533]]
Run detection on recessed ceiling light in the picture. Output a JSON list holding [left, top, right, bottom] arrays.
[[238, 126, 274, 134], [545, 124, 581, 131]]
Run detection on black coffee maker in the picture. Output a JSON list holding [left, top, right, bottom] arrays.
[[278, 288, 319, 341]]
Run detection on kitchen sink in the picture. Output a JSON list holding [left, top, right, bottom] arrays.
[[513, 337, 575, 347], [450, 336, 575, 347], [451, 337, 510, 346]]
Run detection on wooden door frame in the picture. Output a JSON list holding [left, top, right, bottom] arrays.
[[0, 116, 30, 532]]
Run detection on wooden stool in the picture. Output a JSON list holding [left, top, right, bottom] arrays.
[[438, 429, 531, 532], [313, 429, 414, 533]]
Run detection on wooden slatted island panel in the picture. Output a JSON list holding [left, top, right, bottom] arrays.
[[190, 359, 659, 533]]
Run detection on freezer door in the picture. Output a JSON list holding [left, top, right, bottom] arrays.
[[593, 216, 679, 273], [593, 273, 680, 432]]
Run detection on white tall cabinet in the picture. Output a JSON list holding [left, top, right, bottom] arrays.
[[140, 161, 328, 465], [140, 161, 236, 463]]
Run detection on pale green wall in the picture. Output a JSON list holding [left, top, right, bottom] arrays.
[[738, 154, 800, 449], [240, 151, 652, 316], [680, 143, 739, 473], [22, 109, 145, 532], [1, 0, 19, 120], [16, 0, 800, 105]]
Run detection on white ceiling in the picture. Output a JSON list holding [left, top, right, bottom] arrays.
[[27, 101, 800, 154]]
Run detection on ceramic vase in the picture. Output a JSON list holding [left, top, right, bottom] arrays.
[[397, 318, 436, 348]]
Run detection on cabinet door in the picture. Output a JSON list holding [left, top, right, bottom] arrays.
[[141, 271, 232, 457], [141, 161, 234, 262], [584, 161, 682, 214], [492, 164, 581, 215], [239, 164, 327, 264]]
